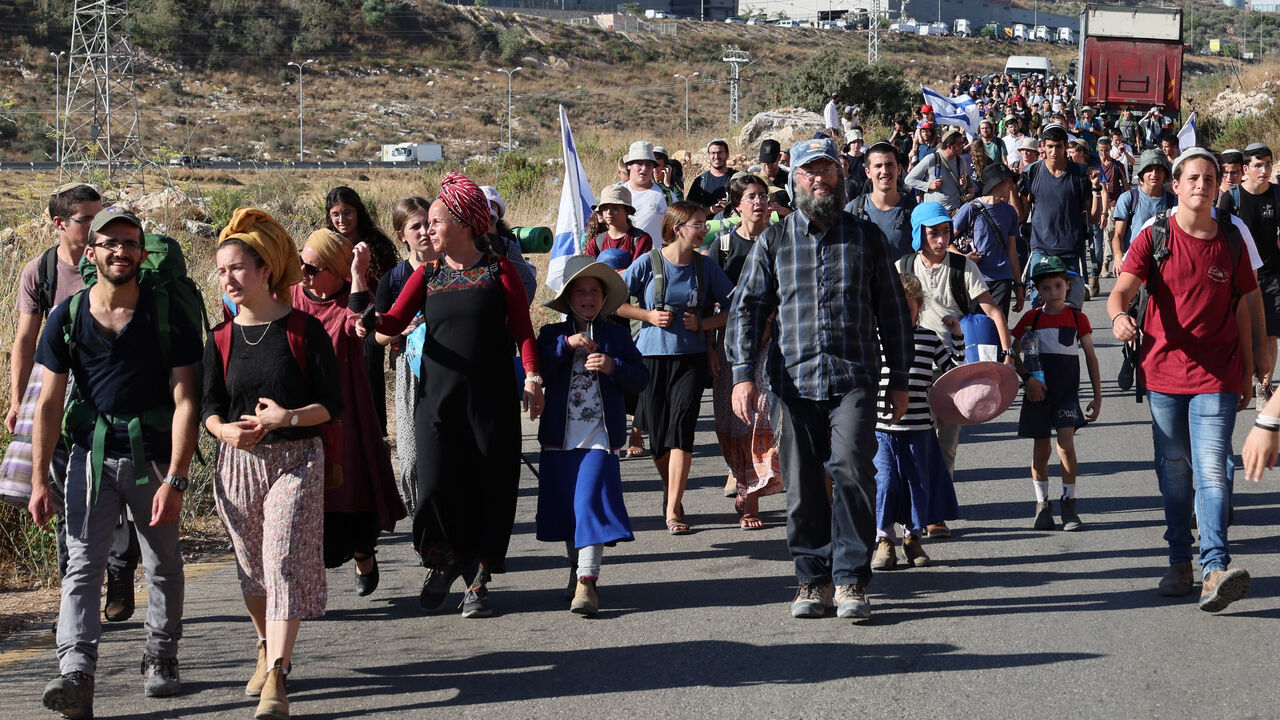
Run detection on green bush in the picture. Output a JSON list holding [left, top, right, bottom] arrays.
[[499, 26, 526, 63], [777, 50, 915, 126]]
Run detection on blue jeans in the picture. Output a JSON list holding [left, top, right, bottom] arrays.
[[1090, 225, 1106, 277], [1148, 392, 1236, 573], [778, 387, 878, 587], [1026, 249, 1086, 310]]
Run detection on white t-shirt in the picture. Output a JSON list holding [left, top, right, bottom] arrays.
[[563, 350, 609, 451], [1003, 133, 1023, 164], [629, 182, 668, 247], [824, 101, 840, 130]]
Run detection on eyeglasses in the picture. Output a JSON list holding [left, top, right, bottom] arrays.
[[680, 222, 708, 231], [300, 255, 323, 277], [794, 163, 838, 179], [92, 240, 143, 253], [63, 216, 94, 225]]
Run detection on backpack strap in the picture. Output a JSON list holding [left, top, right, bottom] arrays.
[[37, 246, 60, 317], [945, 252, 974, 316], [649, 248, 666, 311], [851, 194, 868, 219]]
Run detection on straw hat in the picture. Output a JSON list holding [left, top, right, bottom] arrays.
[[543, 255, 630, 317]]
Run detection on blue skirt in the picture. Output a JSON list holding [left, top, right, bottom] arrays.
[[874, 429, 960, 533], [536, 449, 634, 547]]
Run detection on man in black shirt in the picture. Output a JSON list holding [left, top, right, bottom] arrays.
[[687, 138, 735, 214], [28, 209, 201, 718], [1219, 142, 1280, 400]]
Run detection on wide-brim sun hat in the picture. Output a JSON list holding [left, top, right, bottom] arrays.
[[929, 361, 1020, 425], [543, 255, 630, 317], [592, 184, 636, 214], [623, 140, 657, 165], [1137, 148, 1172, 178]]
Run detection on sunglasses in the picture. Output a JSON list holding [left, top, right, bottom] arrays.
[[300, 255, 323, 277]]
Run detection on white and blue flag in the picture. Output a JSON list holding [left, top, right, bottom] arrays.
[[921, 86, 980, 138], [547, 105, 596, 291]]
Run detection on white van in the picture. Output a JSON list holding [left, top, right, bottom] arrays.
[[1004, 55, 1052, 80]]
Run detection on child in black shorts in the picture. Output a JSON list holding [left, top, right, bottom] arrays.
[[1012, 257, 1102, 531]]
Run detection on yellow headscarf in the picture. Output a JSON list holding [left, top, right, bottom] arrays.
[[218, 208, 302, 298], [304, 228, 354, 279]]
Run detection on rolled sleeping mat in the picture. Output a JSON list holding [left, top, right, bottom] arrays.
[[700, 211, 783, 247], [512, 226, 553, 254]]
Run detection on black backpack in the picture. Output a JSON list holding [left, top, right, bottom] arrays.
[[35, 246, 62, 317], [1121, 210, 1244, 401]]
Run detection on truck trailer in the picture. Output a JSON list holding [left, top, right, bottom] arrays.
[[380, 143, 443, 163], [1076, 4, 1183, 115]]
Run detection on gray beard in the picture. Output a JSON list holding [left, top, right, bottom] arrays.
[[796, 183, 847, 229]]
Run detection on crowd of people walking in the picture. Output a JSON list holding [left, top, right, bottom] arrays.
[[8, 68, 1280, 720]]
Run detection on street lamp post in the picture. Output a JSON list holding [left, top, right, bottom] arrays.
[[286, 59, 314, 163], [50, 51, 65, 170], [674, 72, 699, 134], [499, 67, 522, 152]]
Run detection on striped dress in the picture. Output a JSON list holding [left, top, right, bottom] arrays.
[[876, 327, 959, 432], [873, 325, 963, 536]]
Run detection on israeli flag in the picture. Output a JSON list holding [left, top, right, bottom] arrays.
[[1177, 112, 1197, 151], [547, 105, 596, 291], [922, 86, 980, 138]]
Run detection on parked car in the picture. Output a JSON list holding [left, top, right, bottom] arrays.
[[725, 16, 744, 23]]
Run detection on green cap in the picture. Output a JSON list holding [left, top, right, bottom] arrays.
[[89, 207, 142, 235], [1030, 255, 1069, 281]]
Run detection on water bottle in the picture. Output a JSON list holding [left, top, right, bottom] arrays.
[[1022, 331, 1046, 385]]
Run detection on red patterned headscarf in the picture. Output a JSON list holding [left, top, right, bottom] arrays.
[[437, 172, 492, 238]]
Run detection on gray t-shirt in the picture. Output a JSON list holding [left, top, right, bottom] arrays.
[[849, 195, 915, 260], [16, 250, 83, 316]]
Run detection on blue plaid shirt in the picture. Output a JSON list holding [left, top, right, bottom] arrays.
[[726, 209, 913, 401]]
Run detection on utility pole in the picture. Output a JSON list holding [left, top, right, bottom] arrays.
[[499, 66, 522, 151], [286, 59, 314, 163], [49, 51, 65, 174], [674, 72, 700, 133], [64, 0, 142, 185], [868, 0, 881, 64], [722, 47, 751, 126]]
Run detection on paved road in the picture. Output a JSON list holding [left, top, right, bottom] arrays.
[[3, 277, 1280, 719]]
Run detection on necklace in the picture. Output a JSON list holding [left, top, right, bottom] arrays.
[[239, 321, 272, 346]]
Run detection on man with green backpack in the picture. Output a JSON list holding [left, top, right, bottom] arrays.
[[27, 208, 204, 720]]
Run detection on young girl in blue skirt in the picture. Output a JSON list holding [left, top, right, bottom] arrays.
[[537, 256, 649, 616], [871, 274, 962, 571]]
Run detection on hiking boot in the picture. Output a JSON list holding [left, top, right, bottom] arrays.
[[790, 582, 833, 619], [1089, 274, 1101, 296], [254, 659, 288, 720], [570, 578, 599, 617], [871, 538, 897, 571], [1059, 498, 1083, 532], [903, 534, 931, 567], [141, 654, 181, 698], [246, 639, 268, 697], [925, 522, 951, 538], [1199, 567, 1251, 613], [834, 584, 872, 621], [104, 565, 135, 623], [1157, 561, 1194, 597], [460, 584, 493, 618], [418, 566, 459, 612], [1033, 501, 1055, 530], [42, 671, 94, 720]]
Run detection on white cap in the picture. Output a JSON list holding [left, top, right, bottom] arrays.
[[479, 185, 505, 222]]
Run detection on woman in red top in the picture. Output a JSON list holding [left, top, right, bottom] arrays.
[[372, 173, 543, 619], [583, 184, 653, 264]]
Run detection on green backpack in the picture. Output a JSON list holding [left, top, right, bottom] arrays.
[[61, 232, 211, 503]]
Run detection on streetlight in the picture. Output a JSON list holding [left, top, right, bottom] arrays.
[[674, 72, 699, 134], [50, 51, 65, 169], [286, 59, 314, 163], [499, 67, 522, 152]]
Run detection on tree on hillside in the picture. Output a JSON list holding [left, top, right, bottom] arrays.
[[777, 50, 914, 124]]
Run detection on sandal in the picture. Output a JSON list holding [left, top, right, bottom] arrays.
[[736, 496, 763, 530], [626, 429, 646, 458], [666, 517, 692, 535], [739, 514, 764, 530]]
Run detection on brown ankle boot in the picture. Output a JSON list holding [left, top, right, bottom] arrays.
[[245, 639, 267, 697], [254, 659, 289, 720]]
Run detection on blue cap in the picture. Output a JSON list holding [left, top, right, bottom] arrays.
[[787, 137, 841, 203], [910, 201, 952, 251], [595, 248, 632, 271]]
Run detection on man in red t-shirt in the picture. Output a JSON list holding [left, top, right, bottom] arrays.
[[1108, 148, 1266, 614]]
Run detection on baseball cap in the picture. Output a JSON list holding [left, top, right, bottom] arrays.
[[759, 138, 781, 164], [1030, 255, 1070, 281], [921, 104, 933, 113], [89, 207, 142, 235], [789, 138, 840, 169]]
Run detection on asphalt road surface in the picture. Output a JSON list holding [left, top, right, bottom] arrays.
[[3, 277, 1279, 719]]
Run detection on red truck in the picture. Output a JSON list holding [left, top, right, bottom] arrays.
[[1076, 4, 1183, 116]]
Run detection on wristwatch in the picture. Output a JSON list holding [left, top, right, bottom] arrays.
[[524, 374, 544, 386], [162, 475, 189, 492], [289, 410, 300, 427]]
